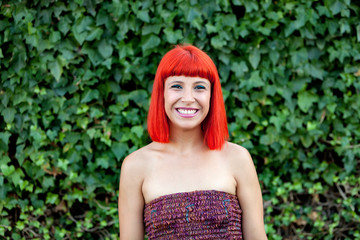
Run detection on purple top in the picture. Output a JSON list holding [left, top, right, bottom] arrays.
[[144, 190, 242, 239]]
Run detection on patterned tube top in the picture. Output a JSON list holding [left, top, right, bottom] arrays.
[[144, 190, 242, 239]]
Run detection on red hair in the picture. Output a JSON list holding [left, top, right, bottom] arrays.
[[147, 45, 228, 150]]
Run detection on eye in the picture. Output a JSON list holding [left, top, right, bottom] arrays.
[[170, 84, 182, 89], [195, 85, 206, 90]]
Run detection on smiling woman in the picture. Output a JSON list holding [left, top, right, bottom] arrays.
[[118, 45, 268, 240]]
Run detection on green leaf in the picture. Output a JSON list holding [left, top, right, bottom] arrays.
[[223, 14, 237, 28], [231, 61, 248, 77], [297, 91, 318, 112], [49, 31, 61, 43], [344, 153, 356, 173], [98, 40, 113, 59], [309, 64, 323, 80], [294, 8, 306, 29], [322, 164, 338, 185], [76, 117, 89, 129], [243, 1, 259, 13], [0, 139, 8, 152], [11, 52, 27, 72], [81, 89, 99, 103], [46, 129, 57, 141], [186, 8, 201, 22], [330, 1, 345, 15], [269, 51, 279, 65], [13, 93, 27, 106], [249, 48, 261, 69], [205, 23, 217, 34], [96, 9, 110, 26], [0, 132, 11, 146], [260, 135, 272, 145], [46, 193, 58, 204], [81, 44, 103, 66], [137, 10, 150, 23], [48, 59, 63, 82], [90, 107, 104, 118], [270, 115, 286, 131], [129, 90, 148, 107], [53, 3, 67, 18], [58, 16, 71, 35], [72, 16, 93, 45], [1, 164, 15, 177], [84, 0, 96, 16], [291, 48, 308, 66], [164, 28, 183, 44], [2, 108, 16, 123], [111, 142, 128, 161], [85, 28, 103, 41], [247, 70, 264, 89], [300, 134, 313, 148], [210, 36, 226, 49], [96, 156, 109, 169], [0, 156, 11, 166], [58, 159, 69, 171], [131, 125, 143, 138], [43, 176, 55, 189], [142, 24, 162, 35], [11, 169, 24, 187], [142, 35, 160, 56], [30, 126, 45, 144]]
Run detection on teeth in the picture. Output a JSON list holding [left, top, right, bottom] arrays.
[[178, 109, 197, 114]]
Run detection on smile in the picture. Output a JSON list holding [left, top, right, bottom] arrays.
[[176, 108, 199, 118]]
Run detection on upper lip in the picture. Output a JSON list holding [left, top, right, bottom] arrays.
[[176, 107, 199, 110]]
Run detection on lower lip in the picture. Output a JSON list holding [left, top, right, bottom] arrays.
[[176, 109, 198, 118]]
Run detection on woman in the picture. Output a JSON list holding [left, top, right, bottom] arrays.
[[118, 45, 267, 239]]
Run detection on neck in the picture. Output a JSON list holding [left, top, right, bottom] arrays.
[[168, 124, 207, 154]]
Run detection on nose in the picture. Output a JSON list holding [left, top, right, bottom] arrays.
[[181, 88, 195, 103]]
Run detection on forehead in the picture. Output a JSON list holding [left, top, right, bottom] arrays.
[[165, 76, 210, 84]]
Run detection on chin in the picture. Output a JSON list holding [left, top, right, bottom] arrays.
[[172, 122, 202, 131]]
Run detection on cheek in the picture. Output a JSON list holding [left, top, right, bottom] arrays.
[[164, 90, 171, 104], [164, 91, 179, 115], [164, 92, 175, 107], [164, 95, 171, 119], [202, 93, 211, 109]]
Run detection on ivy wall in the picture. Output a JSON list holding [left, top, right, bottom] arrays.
[[0, 0, 359, 239]]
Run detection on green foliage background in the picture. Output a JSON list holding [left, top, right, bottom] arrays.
[[1, 0, 359, 239]]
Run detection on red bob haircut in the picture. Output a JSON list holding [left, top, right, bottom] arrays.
[[147, 44, 229, 150]]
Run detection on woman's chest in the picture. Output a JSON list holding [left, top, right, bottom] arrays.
[[142, 156, 237, 204]]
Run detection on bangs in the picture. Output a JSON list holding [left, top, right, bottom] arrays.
[[159, 46, 217, 84]]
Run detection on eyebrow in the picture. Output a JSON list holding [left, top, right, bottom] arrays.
[[167, 80, 182, 85], [167, 80, 210, 86], [194, 81, 210, 86]]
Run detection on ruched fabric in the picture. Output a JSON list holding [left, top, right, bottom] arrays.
[[144, 190, 242, 239]]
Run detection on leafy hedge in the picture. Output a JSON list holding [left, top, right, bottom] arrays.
[[1, 0, 359, 239]]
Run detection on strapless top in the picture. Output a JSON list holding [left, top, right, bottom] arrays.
[[144, 190, 242, 239]]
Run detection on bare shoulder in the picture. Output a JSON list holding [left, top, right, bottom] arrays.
[[223, 142, 253, 164], [222, 142, 256, 178], [120, 143, 156, 180], [121, 142, 163, 173]]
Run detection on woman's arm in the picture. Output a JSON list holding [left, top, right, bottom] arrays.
[[230, 144, 268, 240], [118, 154, 145, 240]]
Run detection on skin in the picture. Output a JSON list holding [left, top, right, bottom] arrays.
[[118, 76, 268, 240]]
